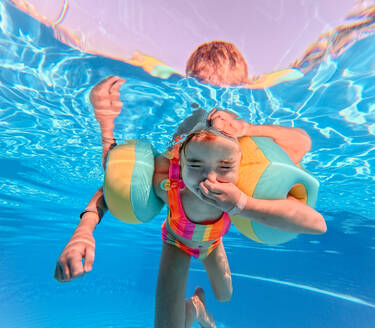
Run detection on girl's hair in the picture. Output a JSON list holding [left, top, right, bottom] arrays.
[[178, 129, 240, 160], [179, 130, 218, 159], [185, 41, 249, 86]]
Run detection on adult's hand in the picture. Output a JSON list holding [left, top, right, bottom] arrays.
[[54, 226, 96, 282], [90, 75, 126, 122], [89, 76, 126, 169]]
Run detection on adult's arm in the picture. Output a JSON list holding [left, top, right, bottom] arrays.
[[80, 186, 108, 228], [241, 124, 312, 164], [54, 186, 108, 282], [207, 109, 311, 164], [90, 75, 126, 169]]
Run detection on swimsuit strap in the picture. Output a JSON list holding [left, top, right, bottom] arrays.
[[166, 145, 231, 242], [166, 146, 185, 189]]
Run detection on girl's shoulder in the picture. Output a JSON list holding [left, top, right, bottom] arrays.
[[153, 155, 170, 205], [154, 154, 170, 173]]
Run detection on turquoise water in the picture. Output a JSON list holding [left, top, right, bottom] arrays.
[[1, 1, 375, 327]]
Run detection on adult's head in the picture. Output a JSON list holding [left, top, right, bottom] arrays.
[[185, 41, 249, 86]]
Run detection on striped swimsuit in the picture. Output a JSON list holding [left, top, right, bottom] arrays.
[[161, 151, 231, 260]]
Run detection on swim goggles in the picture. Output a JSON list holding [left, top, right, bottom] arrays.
[[172, 107, 243, 144]]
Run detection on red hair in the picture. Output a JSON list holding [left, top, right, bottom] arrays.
[[186, 41, 249, 86]]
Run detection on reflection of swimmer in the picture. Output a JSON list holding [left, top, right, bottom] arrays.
[[54, 41, 327, 328]]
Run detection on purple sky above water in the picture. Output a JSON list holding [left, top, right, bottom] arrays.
[[20, 0, 357, 75]]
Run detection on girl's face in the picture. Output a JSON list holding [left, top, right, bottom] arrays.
[[180, 135, 241, 196]]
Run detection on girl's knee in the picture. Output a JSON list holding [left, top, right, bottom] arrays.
[[215, 288, 232, 302], [214, 280, 233, 302]]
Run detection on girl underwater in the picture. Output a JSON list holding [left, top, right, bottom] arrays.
[[54, 41, 327, 328]]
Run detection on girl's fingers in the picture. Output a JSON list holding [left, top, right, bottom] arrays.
[[200, 182, 210, 194], [199, 184, 219, 202], [199, 189, 217, 205], [203, 180, 223, 194]]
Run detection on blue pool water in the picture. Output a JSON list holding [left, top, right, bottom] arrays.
[[0, 1, 375, 327]]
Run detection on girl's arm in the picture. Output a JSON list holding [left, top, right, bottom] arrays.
[[200, 180, 326, 235], [236, 194, 326, 235], [152, 155, 170, 205]]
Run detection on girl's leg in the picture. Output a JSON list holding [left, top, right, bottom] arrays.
[[202, 242, 233, 302], [155, 242, 191, 327], [187, 287, 216, 328], [155, 243, 216, 328]]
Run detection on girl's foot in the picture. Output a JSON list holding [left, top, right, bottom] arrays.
[[192, 287, 216, 328]]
